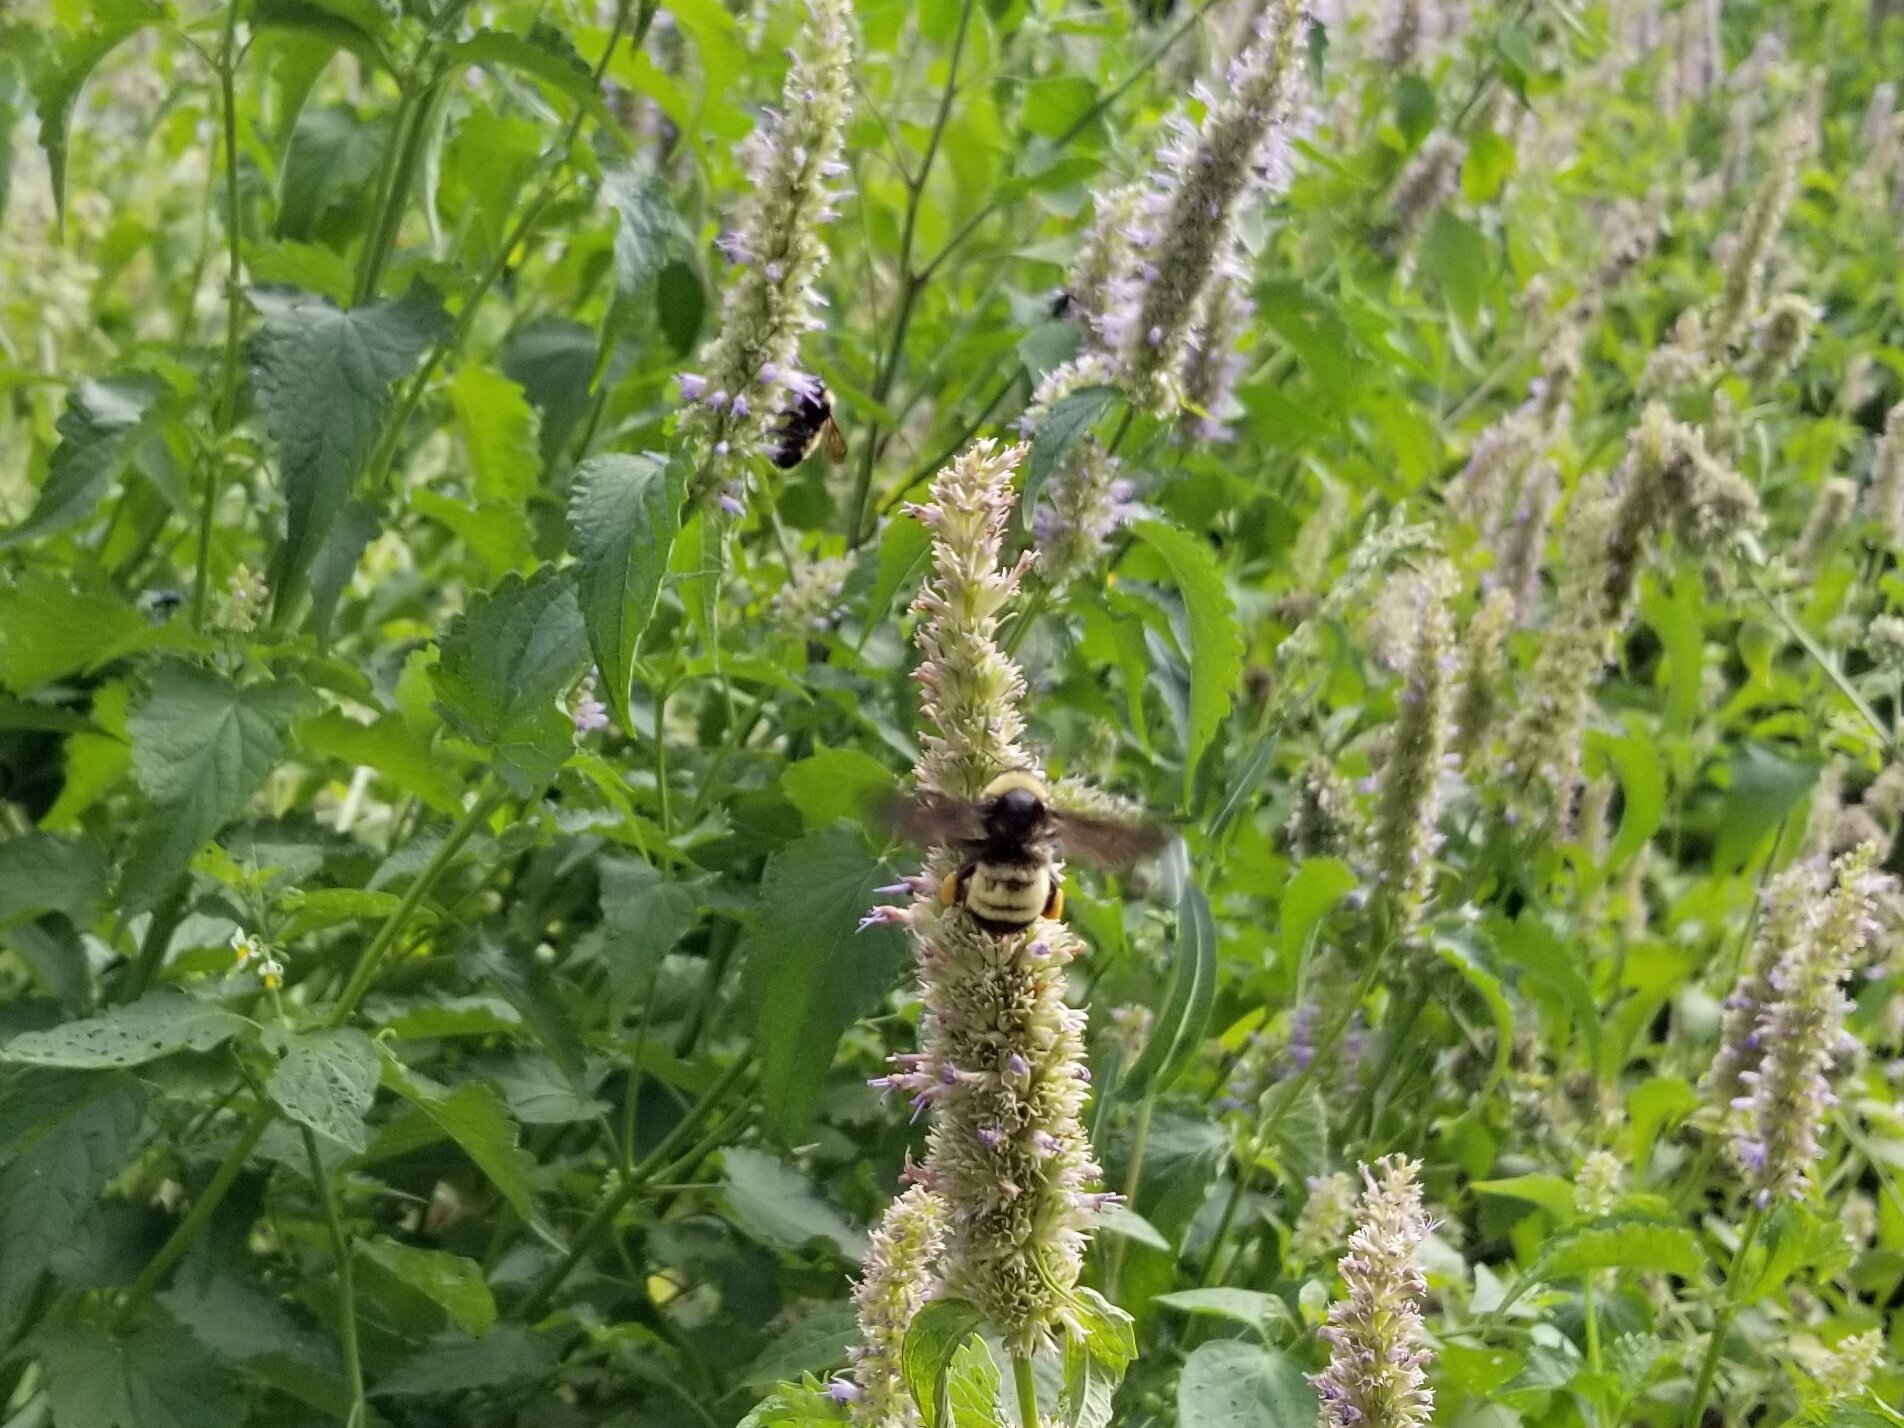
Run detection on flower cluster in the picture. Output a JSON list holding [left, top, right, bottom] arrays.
[[771, 553, 852, 635], [1864, 401, 1904, 543], [679, 0, 853, 506], [1574, 1148, 1625, 1218], [1367, 560, 1457, 933], [1707, 110, 1806, 352], [1288, 1171, 1358, 1272], [1312, 1155, 1437, 1428], [843, 1184, 946, 1426], [1740, 292, 1816, 386], [1729, 844, 1894, 1202], [1099, 0, 1308, 410], [569, 671, 609, 734], [868, 440, 1110, 1355]]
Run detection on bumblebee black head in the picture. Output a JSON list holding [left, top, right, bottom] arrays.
[[980, 769, 1048, 837]]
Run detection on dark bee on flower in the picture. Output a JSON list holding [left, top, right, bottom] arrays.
[[768, 381, 847, 469], [876, 769, 1167, 934], [1047, 287, 1075, 319]]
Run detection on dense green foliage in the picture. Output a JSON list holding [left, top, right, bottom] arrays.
[[1, 2, 1902, 1427]]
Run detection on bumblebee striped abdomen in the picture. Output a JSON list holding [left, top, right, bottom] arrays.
[[957, 859, 1056, 933]]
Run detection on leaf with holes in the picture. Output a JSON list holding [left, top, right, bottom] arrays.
[[268, 1027, 380, 1152], [3, 993, 248, 1070]]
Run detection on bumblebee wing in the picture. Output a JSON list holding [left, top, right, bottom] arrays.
[[870, 789, 985, 847], [820, 415, 847, 462], [1049, 810, 1170, 867]]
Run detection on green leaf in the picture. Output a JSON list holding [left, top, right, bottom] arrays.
[[0, 376, 168, 549], [1153, 1288, 1294, 1334], [1024, 385, 1119, 521], [0, 833, 106, 929], [1740, 1203, 1852, 1303], [358, 1238, 496, 1335], [450, 28, 616, 131], [1176, 1341, 1316, 1428], [249, 0, 394, 66], [597, 856, 700, 1012], [1129, 521, 1242, 797], [296, 709, 464, 815], [0, 572, 160, 695], [863, 511, 932, 632], [1122, 841, 1216, 1096], [901, 1298, 985, 1428], [1277, 857, 1356, 961], [1532, 1220, 1704, 1281], [738, 1307, 859, 1390], [1625, 1076, 1698, 1165], [373, 1326, 554, 1397], [719, 1146, 866, 1258], [120, 664, 313, 913], [2, 993, 248, 1069], [486, 1053, 607, 1125], [1094, 1205, 1170, 1252], [449, 364, 540, 507], [741, 828, 908, 1140], [1437, 936, 1513, 1102], [1588, 730, 1663, 868], [1069, 1286, 1137, 1372], [380, 1067, 536, 1220], [267, 1028, 379, 1152], [30, 1, 165, 227], [946, 1336, 1002, 1428], [250, 285, 449, 610], [1473, 1174, 1578, 1225], [35, 1322, 241, 1428], [1712, 744, 1821, 874], [780, 746, 896, 830], [1420, 210, 1490, 327], [655, 257, 706, 354], [603, 163, 684, 308], [567, 452, 685, 732], [430, 565, 591, 795], [0, 1084, 143, 1326]]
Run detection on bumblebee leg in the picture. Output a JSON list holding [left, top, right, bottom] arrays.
[[1043, 884, 1065, 921], [939, 871, 960, 907]]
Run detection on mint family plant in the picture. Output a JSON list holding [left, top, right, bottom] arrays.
[[1, 2, 1902, 1428]]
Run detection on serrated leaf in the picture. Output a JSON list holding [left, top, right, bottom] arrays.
[[358, 1237, 496, 1334], [0, 375, 168, 549], [250, 285, 449, 611], [0, 572, 161, 695], [1130, 521, 1242, 798], [1533, 1220, 1704, 1281], [740, 828, 908, 1141], [0, 833, 106, 929], [372, 1326, 554, 1397], [1024, 385, 1119, 520], [268, 1028, 379, 1152], [902, 1298, 984, 1428], [449, 364, 540, 508], [739, 1308, 860, 1391], [380, 1067, 535, 1220], [0, 1084, 143, 1326], [30, 0, 165, 227], [566, 452, 685, 732], [1176, 1341, 1315, 1428], [120, 664, 314, 913], [2, 993, 248, 1069], [597, 856, 700, 1012], [1740, 1203, 1852, 1303], [720, 1146, 866, 1258], [430, 565, 591, 795], [946, 1336, 1002, 1428], [603, 164, 683, 307], [36, 1322, 241, 1428], [450, 28, 615, 131]]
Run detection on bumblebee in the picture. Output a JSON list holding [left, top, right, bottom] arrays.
[[880, 769, 1166, 934], [768, 382, 847, 469]]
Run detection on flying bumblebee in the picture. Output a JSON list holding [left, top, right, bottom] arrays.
[[768, 381, 847, 469], [878, 769, 1167, 934]]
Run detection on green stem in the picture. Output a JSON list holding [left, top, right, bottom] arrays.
[[1011, 1352, 1039, 1428], [190, 0, 248, 631], [653, 683, 673, 836], [846, 0, 978, 547], [1351, 979, 1430, 1143], [1106, 1092, 1156, 1294], [328, 786, 504, 1023], [355, 78, 440, 304], [113, 1107, 272, 1324], [514, 1055, 752, 1321], [302, 1128, 366, 1428], [1583, 1273, 1601, 1375], [1683, 1204, 1767, 1428]]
